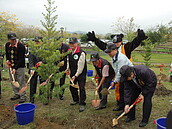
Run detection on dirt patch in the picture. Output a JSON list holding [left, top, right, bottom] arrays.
[[85, 80, 96, 89], [155, 84, 172, 96], [0, 105, 16, 128]]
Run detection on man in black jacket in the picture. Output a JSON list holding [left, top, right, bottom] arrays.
[[90, 53, 115, 110], [5, 33, 26, 103], [119, 65, 157, 127]]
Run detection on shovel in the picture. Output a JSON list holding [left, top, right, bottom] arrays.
[[19, 73, 34, 94], [67, 75, 79, 89], [100, 85, 113, 95], [112, 95, 143, 127], [91, 90, 100, 107], [10, 68, 20, 88]]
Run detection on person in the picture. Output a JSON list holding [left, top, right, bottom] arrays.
[[119, 65, 157, 127], [28, 36, 44, 103], [104, 43, 133, 114], [87, 29, 147, 61], [50, 41, 70, 100], [66, 37, 87, 112], [5, 32, 26, 103], [90, 53, 115, 110], [87, 29, 147, 112]]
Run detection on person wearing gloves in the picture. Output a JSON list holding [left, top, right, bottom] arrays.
[[87, 29, 147, 112], [104, 43, 133, 114], [66, 37, 87, 112], [90, 53, 115, 110], [87, 29, 147, 61], [5, 33, 26, 103], [119, 65, 157, 127]]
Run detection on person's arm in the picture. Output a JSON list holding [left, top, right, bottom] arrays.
[[74, 52, 86, 77]]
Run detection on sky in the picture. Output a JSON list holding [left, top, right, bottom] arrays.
[[0, 0, 172, 34]]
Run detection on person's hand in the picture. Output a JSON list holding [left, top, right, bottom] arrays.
[[86, 31, 97, 42], [124, 105, 130, 113], [71, 76, 76, 82], [11, 69, 16, 74], [6, 60, 11, 67], [30, 70, 35, 76], [59, 61, 64, 67], [137, 29, 148, 41], [65, 69, 70, 75], [110, 82, 115, 88], [139, 95, 144, 101]]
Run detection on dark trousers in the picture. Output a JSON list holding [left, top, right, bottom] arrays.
[[70, 75, 86, 105], [118, 82, 125, 109], [127, 84, 154, 123], [30, 72, 44, 101], [98, 77, 114, 107]]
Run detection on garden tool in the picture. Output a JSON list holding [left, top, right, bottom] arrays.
[[19, 72, 34, 94], [40, 72, 55, 86], [100, 85, 113, 95], [112, 95, 143, 127], [10, 68, 20, 88], [67, 75, 79, 88], [91, 80, 100, 107]]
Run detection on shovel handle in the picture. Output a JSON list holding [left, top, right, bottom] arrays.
[[10, 68, 15, 81], [67, 75, 75, 86]]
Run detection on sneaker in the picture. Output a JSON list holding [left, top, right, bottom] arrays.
[[70, 101, 79, 105], [139, 122, 148, 127], [79, 105, 85, 112], [10, 95, 20, 100]]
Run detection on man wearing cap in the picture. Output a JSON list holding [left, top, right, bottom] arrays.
[[119, 65, 157, 127], [66, 37, 87, 112], [5, 33, 26, 103], [90, 53, 115, 110], [87, 29, 147, 61], [104, 43, 133, 113]]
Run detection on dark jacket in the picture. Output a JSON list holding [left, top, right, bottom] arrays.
[[68, 47, 87, 77], [5, 42, 25, 69], [124, 65, 157, 104], [94, 37, 142, 59], [28, 53, 43, 69]]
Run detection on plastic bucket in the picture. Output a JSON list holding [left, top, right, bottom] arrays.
[[155, 117, 166, 129], [14, 103, 36, 125], [87, 70, 93, 77]]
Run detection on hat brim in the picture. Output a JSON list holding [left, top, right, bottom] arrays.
[[90, 58, 98, 62], [104, 49, 111, 53], [9, 37, 17, 40]]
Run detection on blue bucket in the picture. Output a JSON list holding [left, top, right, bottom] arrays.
[[155, 118, 166, 129], [87, 70, 93, 77], [14, 103, 36, 125]]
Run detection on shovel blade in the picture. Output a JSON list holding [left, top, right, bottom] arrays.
[[100, 88, 110, 95], [19, 86, 27, 94], [112, 118, 118, 126], [91, 100, 100, 107], [71, 84, 79, 89], [12, 81, 20, 88]]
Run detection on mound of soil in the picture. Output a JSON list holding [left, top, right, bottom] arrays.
[[85, 80, 96, 89], [0, 105, 16, 128], [154, 84, 172, 96]]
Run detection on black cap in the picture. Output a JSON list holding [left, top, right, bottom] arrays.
[[69, 37, 78, 44], [111, 34, 124, 43], [7, 33, 17, 40], [90, 53, 99, 62], [120, 65, 134, 82], [104, 43, 118, 53]]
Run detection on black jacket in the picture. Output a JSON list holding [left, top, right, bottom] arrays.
[[94, 37, 142, 59], [5, 42, 25, 69], [124, 65, 157, 104]]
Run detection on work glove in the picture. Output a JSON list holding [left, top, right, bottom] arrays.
[[86, 31, 97, 42], [137, 29, 148, 41]]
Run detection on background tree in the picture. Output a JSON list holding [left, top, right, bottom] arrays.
[[112, 17, 139, 41]]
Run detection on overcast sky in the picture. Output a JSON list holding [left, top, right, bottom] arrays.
[[0, 0, 172, 34]]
